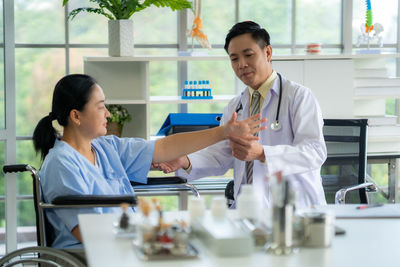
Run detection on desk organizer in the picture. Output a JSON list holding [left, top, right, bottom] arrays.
[[133, 198, 199, 260]]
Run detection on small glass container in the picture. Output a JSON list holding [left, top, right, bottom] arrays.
[[301, 211, 335, 247]]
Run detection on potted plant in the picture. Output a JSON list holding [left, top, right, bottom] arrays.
[[106, 104, 131, 137], [62, 0, 191, 56]]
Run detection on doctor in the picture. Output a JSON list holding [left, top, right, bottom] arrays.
[[155, 21, 327, 208]]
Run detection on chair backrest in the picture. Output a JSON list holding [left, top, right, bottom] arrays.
[[321, 119, 368, 203]]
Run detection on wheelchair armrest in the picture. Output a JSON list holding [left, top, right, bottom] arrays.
[[131, 176, 200, 197], [51, 195, 137, 205], [335, 182, 377, 204], [131, 176, 187, 186]]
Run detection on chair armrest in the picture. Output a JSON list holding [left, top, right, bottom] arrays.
[[335, 182, 377, 204], [51, 195, 137, 205], [131, 176, 200, 197], [131, 176, 187, 186]]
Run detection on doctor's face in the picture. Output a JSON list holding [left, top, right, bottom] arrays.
[[78, 84, 111, 139], [228, 33, 273, 90]]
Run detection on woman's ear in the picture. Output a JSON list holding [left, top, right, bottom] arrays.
[[69, 109, 81, 127]]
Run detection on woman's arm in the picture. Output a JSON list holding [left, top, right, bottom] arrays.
[[152, 113, 266, 163]]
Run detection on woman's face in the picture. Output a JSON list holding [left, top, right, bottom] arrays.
[[78, 84, 110, 139]]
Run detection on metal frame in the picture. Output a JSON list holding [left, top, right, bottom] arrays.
[[368, 155, 400, 203]]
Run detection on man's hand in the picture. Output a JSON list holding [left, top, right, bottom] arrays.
[[229, 135, 266, 162], [152, 156, 190, 173]]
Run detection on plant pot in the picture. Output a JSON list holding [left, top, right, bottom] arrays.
[[108, 19, 134, 57], [106, 122, 123, 137]]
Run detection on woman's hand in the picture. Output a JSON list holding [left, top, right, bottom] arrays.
[[224, 112, 267, 139], [152, 156, 190, 173]]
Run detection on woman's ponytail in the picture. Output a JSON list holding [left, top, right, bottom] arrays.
[[32, 114, 58, 160]]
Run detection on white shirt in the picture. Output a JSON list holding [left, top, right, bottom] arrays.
[[177, 74, 327, 209]]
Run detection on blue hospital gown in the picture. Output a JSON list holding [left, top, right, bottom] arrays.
[[39, 136, 156, 248]]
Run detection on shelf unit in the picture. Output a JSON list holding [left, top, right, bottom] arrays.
[[84, 57, 236, 139], [84, 53, 400, 153]]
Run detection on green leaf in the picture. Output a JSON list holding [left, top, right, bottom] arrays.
[[63, 0, 190, 20], [120, 0, 139, 19], [68, 7, 114, 20], [136, 0, 191, 13]]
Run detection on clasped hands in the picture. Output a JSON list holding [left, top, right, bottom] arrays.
[[152, 112, 267, 173]]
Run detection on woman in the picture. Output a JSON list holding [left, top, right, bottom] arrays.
[[33, 74, 265, 248]]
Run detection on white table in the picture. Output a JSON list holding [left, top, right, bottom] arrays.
[[79, 208, 400, 267]]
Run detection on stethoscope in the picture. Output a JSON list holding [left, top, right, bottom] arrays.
[[235, 73, 283, 131]]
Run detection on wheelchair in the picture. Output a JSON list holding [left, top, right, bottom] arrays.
[[1, 164, 199, 266]]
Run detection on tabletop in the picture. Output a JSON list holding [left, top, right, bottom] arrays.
[[79, 207, 400, 267]]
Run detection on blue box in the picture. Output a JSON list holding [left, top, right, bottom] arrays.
[[157, 113, 223, 136]]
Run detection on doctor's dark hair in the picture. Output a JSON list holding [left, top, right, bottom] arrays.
[[33, 74, 97, 160], [224, 21, 271, 53]]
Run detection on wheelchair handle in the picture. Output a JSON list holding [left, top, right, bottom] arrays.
[[3, 164, 36, 173]]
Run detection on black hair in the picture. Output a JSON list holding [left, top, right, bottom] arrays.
[[33, 74, 97, 160], [224, 21, 271, 53]]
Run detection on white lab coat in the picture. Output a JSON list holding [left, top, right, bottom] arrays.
[[177, 74, 327, 209]]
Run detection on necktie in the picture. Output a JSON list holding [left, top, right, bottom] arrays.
[[245, 91, 261, 184]]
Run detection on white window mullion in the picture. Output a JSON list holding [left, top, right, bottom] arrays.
[[342, 0, 353, 54], [4, 0, 17, 253]]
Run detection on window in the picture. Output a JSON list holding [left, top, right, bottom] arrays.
[[15, 0, 64, 44], [353, 0, 398, 46], [15, 48, 66, 136], [189, 0, 235, 47], [239, 0, 292, 45], [296, 0, 341, 53], [0, 0, 3, 129], [68, 0, 108, 44]]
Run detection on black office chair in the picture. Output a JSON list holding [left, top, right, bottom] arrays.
[[322, 119, 377, 204], [1, 164, 199, 266], [225, 119, 378, 206]]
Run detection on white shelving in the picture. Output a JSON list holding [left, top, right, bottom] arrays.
[[149, 95, 235, 104], [353, 56, 400, 153], [84, 58, 235, 139]]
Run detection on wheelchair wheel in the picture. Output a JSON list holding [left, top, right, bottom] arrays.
[[0, 246, 86, 267]]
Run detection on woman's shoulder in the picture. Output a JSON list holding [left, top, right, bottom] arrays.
[[46, 139, 75, 161], [41, 140, 82, 172]]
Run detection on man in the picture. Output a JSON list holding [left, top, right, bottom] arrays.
[[156, 21, 327, 208]]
